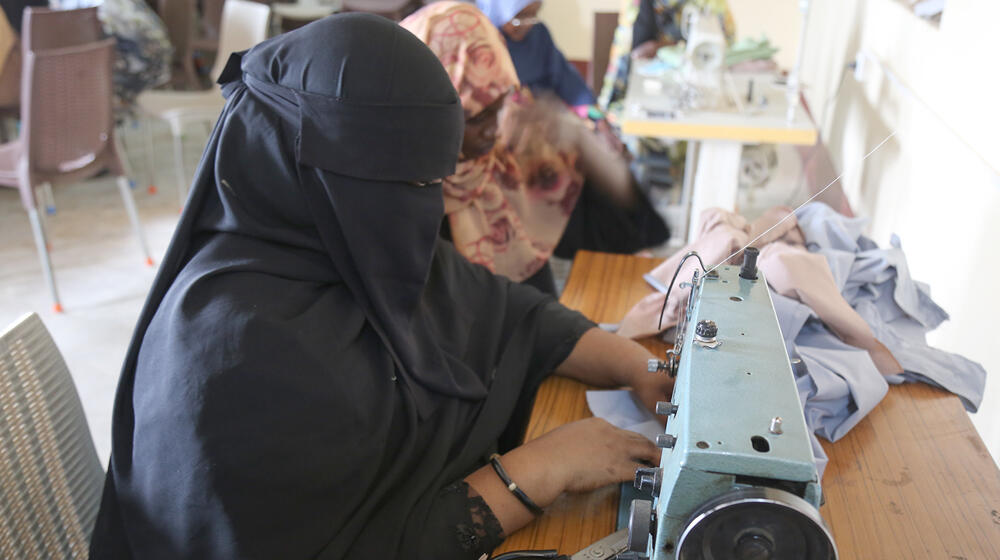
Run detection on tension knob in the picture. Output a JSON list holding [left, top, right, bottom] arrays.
[[656, 434, 677, 449]]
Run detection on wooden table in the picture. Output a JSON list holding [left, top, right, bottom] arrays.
[[495, 251, 1000, 559]]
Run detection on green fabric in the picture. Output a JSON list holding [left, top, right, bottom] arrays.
[[725, 36, 779, 66]]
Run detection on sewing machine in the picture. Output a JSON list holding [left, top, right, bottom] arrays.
[[622, 249, 837, 559], [681, 6, 725, 89]]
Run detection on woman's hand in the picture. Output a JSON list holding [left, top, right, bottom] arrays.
[[632, 39, 662, 60], [630, 370, 675, 423], [555, 327, 675, 417], [465, 417, 659, 535], [617, 291, 669, 340], [525, 417, 660, 493]]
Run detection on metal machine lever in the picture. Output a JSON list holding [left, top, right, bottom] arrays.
[[647, 351, 679, 378]]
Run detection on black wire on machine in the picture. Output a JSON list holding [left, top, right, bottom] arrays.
[[656, 251, 708, 331], [490, 550, 565, 560]]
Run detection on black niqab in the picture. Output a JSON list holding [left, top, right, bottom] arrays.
[[90, 14, 593, 560], [234, 13, 482, 416]]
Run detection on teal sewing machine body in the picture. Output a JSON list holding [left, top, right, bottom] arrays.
[[625, 254, 837, 559]]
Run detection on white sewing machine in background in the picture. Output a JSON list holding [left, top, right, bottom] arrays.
[[680, 5, 726, 90], [621, 3, 817, 244]]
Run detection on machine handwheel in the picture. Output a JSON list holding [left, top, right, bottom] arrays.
[[627, 499, 654, 553], [676, 487, 837, 560]]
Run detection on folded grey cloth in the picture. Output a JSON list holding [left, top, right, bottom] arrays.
[[786, 203, 986, 476]]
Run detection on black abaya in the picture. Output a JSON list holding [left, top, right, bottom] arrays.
[[89, 15, 594, 560]]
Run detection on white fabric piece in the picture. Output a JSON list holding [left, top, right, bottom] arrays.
[[585, 390, 664, 443]]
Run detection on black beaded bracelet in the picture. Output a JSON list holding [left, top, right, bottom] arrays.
[[489, 453, 544, 516]]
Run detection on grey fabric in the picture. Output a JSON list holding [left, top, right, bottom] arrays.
[[778, 203, 987, 477], [0, 312, 105, 559]]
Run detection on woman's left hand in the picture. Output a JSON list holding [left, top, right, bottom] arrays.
[[629, 368, 675, 421], [556, 328, 674, 415]]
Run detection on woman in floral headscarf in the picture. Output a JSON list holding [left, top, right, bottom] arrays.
[[402, 1, 662, 294]]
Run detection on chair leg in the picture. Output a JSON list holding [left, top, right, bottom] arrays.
[[116, 176, 154, 267], [183, 56, 198, 90], [33, 186, 50, 245], [27, 208, 62, 312], [145, 117, 157, 194], [114, 128, 136, 187], [42, 182, 56, 215], [171, 124, 187, 209]]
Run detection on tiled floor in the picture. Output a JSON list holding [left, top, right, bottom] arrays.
[[0, 119, 208, 462]]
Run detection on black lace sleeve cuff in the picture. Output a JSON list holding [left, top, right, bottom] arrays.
[[418, 480, 505, 559]]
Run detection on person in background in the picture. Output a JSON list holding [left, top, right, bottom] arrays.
[[482, 0, 628, 154], [476, 0, 607, 121], [598, 0, 734, 113], [55, 0, 172, 115], [89, 14, 671, 559], [402, 2, 664, 295]]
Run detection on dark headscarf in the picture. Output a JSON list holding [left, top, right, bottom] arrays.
[[155, 12, 472, 418], [91, 13, 593, 560], [502, 23, 596, 107]]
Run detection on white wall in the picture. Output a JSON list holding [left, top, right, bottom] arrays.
[[541, 0, 622, 61], [549, 0, 1000, 461], [801, 0, 1000, 461], [544, 0, 803, 69]]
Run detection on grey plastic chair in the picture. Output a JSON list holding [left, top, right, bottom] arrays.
[[0, 5, 100, 143], [20, 6, 102, 52], [19, 6, 107, 215], [0, 7, 153, 312], [0, 312, 105, 559]]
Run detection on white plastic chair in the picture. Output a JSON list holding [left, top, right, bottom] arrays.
[[0, 313, 105, 558], [138, 0, 270, 208]]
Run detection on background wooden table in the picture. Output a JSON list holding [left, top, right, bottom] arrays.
[[620, 68, 818, 242], [495, 250, 1000, 559]]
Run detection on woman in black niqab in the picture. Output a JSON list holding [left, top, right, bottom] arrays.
[[90, 13, 669, 560]]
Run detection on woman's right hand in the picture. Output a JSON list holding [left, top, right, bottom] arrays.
[[525, 417, 660, 494], [465, 417, 660, 535]]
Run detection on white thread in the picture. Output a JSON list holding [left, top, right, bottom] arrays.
[[704, 130, 897, 276]]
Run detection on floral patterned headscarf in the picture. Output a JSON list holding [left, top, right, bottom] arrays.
[[401, 1, 518, 118], [402, 2, 584, 283]]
